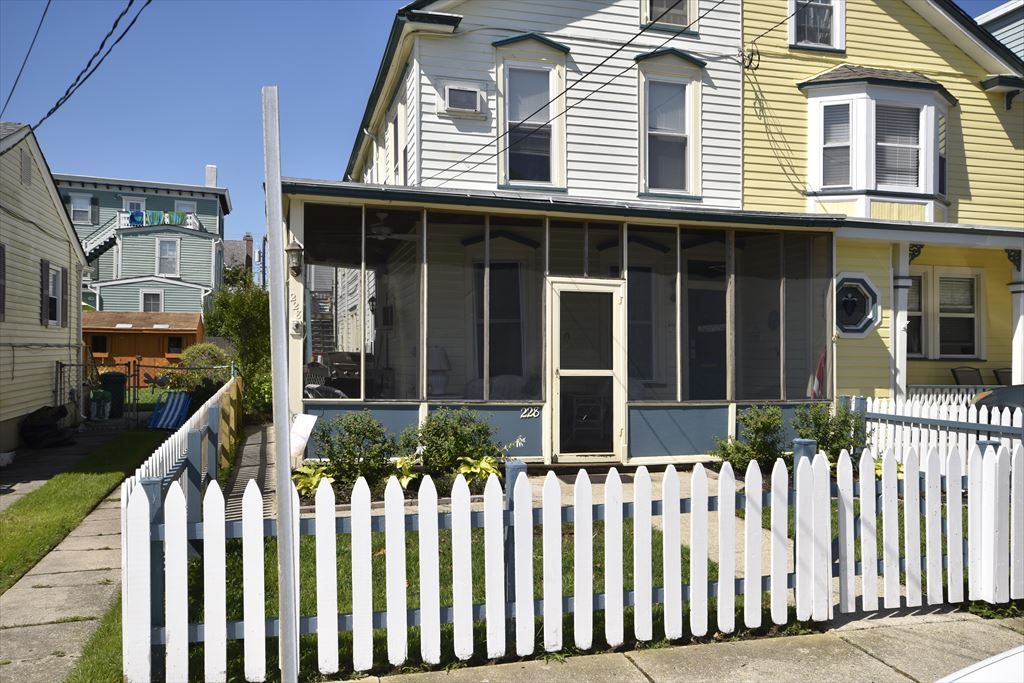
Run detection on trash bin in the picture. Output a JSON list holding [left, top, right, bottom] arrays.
[[100, 372, 127, 419]]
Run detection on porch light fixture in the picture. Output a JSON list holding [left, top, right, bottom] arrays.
[[285, 240, 304, 277]]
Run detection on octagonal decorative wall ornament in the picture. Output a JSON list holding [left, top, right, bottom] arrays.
[[835, 272, 882, 337]]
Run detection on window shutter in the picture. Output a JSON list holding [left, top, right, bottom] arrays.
[[90, 197, 99, 225], [0, 243, 5, 322], [40, 259, 50, 325], [876, 106, 920, 186], [62, 195, 72, 220], [61, 267, 69, 327]]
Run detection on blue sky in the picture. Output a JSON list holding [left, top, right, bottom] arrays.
[[0, 0, 1010, 240]]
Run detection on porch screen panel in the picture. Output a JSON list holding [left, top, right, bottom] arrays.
[[783, 233, 831, 399], [364, 209, 421, 399], [735, 232, 781, 400], [548, 220, 585, 276], [487, 216, 543, 400], [680, 230, 727, 400], [588, 223, 623, 278], [426, 214, 483, 399], [628, 227, 677, 400]]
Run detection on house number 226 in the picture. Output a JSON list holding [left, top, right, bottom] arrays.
[[519, 407, 540, 419]]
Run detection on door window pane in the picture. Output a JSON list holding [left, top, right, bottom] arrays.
[[681, 230, 726, 400], [560, 291, 612, 370], [628, 227, 677, 400], [559, 376, 613, 453], [783, 233, 832, 399], [735, 232, 781, 400]]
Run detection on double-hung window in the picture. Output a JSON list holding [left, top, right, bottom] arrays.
[[822, 104, 850, 187], [907, 275, 924, 357], [156, 238, 180, 277], [875, 105, 920, 188], [506, 67, 552, 183], [48, 267, 61, 325], [909, 268, 981, 359], [123, 196, 145, 213], [792, 0, 844, 49], [142, 290, 163, 312], [938, 277, 976, 357], [937, 113, 947, 196], [649, 0, 688, 26], [71, 194, 91, 224], [174, 199, 197, 214], [646, 79, 688, 192]]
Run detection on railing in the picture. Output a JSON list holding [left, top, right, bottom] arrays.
[[864, 396, 1023, 461], [117, 210, 203, 231], [81, 215, 119, 255], [906, 384, 1000, 405], [121, 440, 1024, 681]]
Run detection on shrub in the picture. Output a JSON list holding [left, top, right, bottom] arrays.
[[710, 404, 786, 471], [793, 402, 867, 460], [242, 361, 273, 423], [399, 408, 502, 478], [167, 343, 231, 390], [313, 412, 396, 501], [204, 283, 269, 375], [292, 460, 334, 500]]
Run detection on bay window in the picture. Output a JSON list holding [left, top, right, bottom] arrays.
[[875, 105, 920, 188], [822, 104, 850, 187]]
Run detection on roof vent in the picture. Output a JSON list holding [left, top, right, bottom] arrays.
[[152, 323, 170, 329], [115, 323, 133, 329]]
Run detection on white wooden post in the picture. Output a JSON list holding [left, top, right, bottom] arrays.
[[483, 475, 505, 658], [892, 243, 911, 401], [573, 470, 594, 649], [743, 462, 762, 629], [1010, 264, 1022, 384]]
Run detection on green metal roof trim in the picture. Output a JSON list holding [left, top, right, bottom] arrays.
[[343, 8, 462, 182], [980, 74, 1024, 90], [492, 32, 571, 53], [281, 178, 845, 228], [634, 47, 706, 68], [52, 173, 233, 214]]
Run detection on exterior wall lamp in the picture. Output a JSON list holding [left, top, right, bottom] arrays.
[[285, 240, 304, 277]]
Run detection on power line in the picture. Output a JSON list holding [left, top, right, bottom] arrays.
[[421, 0, 694, 186], [33, 0, 153, 131], [0, 0, 53, 119], [432, 0, 729, 188]]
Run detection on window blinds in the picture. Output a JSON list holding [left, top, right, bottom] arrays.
[[939, 277, 974, 313], [822, 104, 850, 186], [876, 105, 920, 186]]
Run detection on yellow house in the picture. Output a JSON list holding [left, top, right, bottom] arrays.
[[743, 0, 1024, 399]]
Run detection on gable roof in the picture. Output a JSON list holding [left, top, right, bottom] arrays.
[[976, 0, 1023, 26], [492, 32, 570, 53], [0, 122, 87, 265], [799, 64, 958, 104], [634, 47, 706, 68]]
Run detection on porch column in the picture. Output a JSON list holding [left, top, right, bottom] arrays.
[[891, 243, 912, 401], [1010, 250, 1023, 385], [286, 197, 306, 427]]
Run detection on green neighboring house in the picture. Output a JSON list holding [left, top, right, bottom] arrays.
[[54, 166, 231, 313]]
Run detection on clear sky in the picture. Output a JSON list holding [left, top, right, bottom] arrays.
[[0, 0, 1012, 241]]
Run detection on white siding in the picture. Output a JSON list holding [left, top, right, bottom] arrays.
[[411, 0, 742, 207]]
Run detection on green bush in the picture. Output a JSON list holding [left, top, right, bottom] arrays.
[[242, 361, 273, 423], [710, 404, 786, 471], [400, 408, 500, 476], [793, 401, 867, 460], [291, 460, 333, 500], [313, 411, 397, 501], [166, 343, 231, 390]]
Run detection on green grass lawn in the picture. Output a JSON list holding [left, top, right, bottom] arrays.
[[0, 430, 167, 595], [134, 385, 170, 412]]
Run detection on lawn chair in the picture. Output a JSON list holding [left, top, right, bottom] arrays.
[[951, 366, 983, 385], [994, 368, 1013, 386], [147, 391, 192, 430]]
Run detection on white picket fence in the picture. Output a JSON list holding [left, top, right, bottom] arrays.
[[121, 443, 1024, 682], [865, 396, 1023, 462], [906, 385, 999, 405]]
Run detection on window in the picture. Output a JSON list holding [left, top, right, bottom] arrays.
[[650, 0, 688, 26], [48, 267, 61, 325], [174, 199, 197, 214], [167, 336, 183, 355], [71, 194, 91, 224], [910, 268, 981, 359], [141, 290, 163, 312], [907, 275, 924, 357], [876, 105, 920, 188], [937, 113, 947, 196], [792, 0, 844, 49], [156, 238, 180, 276], [646, 79, 688, 192], [506, 67, 552, 183], [822, 104, 850, 187], [92, 335, 108, 354], [445, 86, 480, 113], [938, 277, 976, 357], [123, 196, 145, 213]]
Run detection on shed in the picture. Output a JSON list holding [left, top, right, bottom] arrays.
[[83, 311, 204, 373]]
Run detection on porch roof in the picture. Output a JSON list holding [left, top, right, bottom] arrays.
[[281, 178, 844, 229]]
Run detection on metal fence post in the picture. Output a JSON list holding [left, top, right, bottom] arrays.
[[504, 458, 527, 625], [140, 476, 165, 680], [793, 438, 817, 465]]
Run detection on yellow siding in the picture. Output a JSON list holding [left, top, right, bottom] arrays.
[[870, 201, 927, 221], [907, 246, 1014, 385], [835, 239, 892, 398], [815, 200, 858, 215], [743, 0, 1024, 227]]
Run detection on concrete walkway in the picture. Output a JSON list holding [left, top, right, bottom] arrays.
[[224, 423, 276, 519], [369, 611, 1024, 683], [0, 489, 122, 682]]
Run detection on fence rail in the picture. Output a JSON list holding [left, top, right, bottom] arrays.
[[906, 384, 999, 405], [122, 442, 1024, 681]]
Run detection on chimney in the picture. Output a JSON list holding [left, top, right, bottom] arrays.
[[205, 164, 218, 187], [243, 232, 253, 261]]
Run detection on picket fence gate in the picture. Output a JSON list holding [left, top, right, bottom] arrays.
[[122, 442, 1024, 682]]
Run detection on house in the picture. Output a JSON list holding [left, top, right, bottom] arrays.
[[82, 311, 204, 371], [277, 0, 1022, 465], [224, 232, 254, 273], [978, 0, 1024, 59], [0, 123, 88, 453], [53, 166, 232, 313]]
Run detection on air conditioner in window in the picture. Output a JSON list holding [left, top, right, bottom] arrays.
[[444, 86, 481, 114]]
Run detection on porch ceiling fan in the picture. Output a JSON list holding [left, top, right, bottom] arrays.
[[368, 212, 418, 241]]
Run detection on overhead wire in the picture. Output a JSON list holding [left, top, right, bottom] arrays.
[[0, 0, 53, 119]]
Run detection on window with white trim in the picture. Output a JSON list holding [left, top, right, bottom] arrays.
[[907, 275, 924, 357], [174, 199, 197, 214], [123, 196, 146, 212], [646, 79, 689, 192], [70, 194, 91, 224], [909, 267, 981, 360], [791, 0, 845, 50], [875, 105, 920, 188], [142, 290, 163, 312], [649, 0, 688, 26], [822, 103, 850, 187], [937, 276, 976, 357], [506, 67, 552, 183], [156, 238, 180, 277], [48, 267, 61, 325], [937, 113, 947, 196]]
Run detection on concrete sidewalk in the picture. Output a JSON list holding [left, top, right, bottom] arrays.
[[370, 611, 1024, 683]]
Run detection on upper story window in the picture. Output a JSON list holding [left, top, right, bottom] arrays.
[[507, 66, 552, 183], [649, 0, 689, 27], [822, 103, 850, 187], [790, 0, 845, 51], [142, 290, 163, 312], [875, 105, 920, 188], [156, 238, 180, 277], [48, 266, 61, 325], [175, 199, 197, 214], [937, 113, 947, 196], [70, 194, 92, 224], [646, 79, 689, 192], [123, 196, 146, 213]]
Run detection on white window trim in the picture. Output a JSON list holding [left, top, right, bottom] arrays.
[[820, 103, 851, 189], [873, 101, 927, 194], [174, 199, 197, 214], [122, 196, 146, 212], [70, 193, 92, 224], [48, 266, 62, 326], [641, 0, 699, 31], [788, 0, 846, 51], [496, 47, 566, 189], [155, 237, 181, 277], [140, 288, 164, 313], [909, 265, 985, 360], [638, 60, 702, 198]]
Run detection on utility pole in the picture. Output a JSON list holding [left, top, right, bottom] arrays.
[[261, 85, 298, 682]]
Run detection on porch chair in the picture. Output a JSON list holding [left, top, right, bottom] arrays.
[[951, 366, 983, 386], [994, 368, 1013, 386]]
